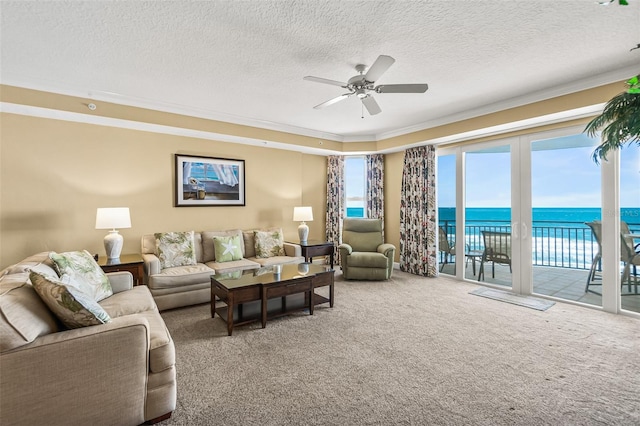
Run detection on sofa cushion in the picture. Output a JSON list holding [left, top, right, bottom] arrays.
[[205, 258, 260, 274], [3, 252, 57, 275], [148, 263, 214, 290], [29, 271, 111, 329], [249, 256, 304, 267], [254, 229, 285, 258], [0, 273, 60, 353], [99, 286, 158, 318], [136, 310, 175, 373], [155, 231, 197, 269], [202, 230, 244, 262], [50, 250, 113, 302], [346, 252, 390, 268], [213, 235, 243, 262], [242, 230, 257, 259]]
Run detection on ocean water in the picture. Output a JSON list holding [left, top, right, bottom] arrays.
[[439, 207, 640, 228], [346, 207, 365, 218], [438, 207, 640, 269]]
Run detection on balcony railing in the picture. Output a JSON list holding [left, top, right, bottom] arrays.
[[439, 220, 640, 270]]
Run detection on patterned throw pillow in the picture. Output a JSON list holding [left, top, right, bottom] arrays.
[[213, 235, 243, 262], [155, 231, 197, 269], [29, 271, 111, 329], [50, 250, 113, 302], [254, 229, 285, 259]]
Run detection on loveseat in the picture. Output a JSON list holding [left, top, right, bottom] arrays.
[[141, 228, 304, 311], [0, 252, 176, 426]]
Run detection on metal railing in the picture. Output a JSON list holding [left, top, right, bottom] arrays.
[[439, 220, 640, 270]]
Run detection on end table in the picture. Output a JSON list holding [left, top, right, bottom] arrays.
[[288, 240, 335, 269], [98, 254, 144, 286]]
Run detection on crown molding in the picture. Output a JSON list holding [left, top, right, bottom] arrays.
[[1, 100, 604, 157], [376, 103, 606, 154], [0, 75, 349, 143], [0, 102, 343, 156], [2, 63, 634, 145], [375, 64, 638, 141]]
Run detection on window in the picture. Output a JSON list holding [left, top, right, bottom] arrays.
[[345, 156, 366, 218]]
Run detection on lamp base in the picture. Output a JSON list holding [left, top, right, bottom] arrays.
[[104, 230, 124, 259], [298, 222, 309, 244]]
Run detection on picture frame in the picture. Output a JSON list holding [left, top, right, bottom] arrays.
[[175, 154, 245, 206]]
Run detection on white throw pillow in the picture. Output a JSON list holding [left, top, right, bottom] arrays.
[[49, 250, 113, 302]]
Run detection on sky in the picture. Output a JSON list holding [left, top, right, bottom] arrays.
[[438, 135, 640, 208], [345, 156, 366, 207]]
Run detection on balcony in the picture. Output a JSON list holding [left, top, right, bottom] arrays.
[[439, 221, 640, 314]]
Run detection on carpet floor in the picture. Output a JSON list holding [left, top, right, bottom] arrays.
[[160, 270, 640, 425]]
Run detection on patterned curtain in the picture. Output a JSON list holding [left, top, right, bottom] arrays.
[[366, 154, 385, 238], [326, 156, 345, 264], [399, 145, 437, 276]]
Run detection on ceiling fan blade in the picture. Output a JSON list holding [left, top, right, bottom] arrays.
[[364, 55, 395, 82], [376, 84, 429, 94], [361, 95, 382, 115], [314, 93, 351, 109], [303, 76, 348, 87]]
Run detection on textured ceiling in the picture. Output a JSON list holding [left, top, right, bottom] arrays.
[[1, 0, 639, 141]]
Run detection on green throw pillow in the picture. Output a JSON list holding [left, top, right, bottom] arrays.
[[254, 229, 285, 259], [50, 250, 113, 302], [213, 235, 243, 262], [155, 231, 197, 269], [29, 271, 111, 329]]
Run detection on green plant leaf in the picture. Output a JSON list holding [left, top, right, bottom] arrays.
[[619, 0, 629, 5], [585, 86, 640, 163]]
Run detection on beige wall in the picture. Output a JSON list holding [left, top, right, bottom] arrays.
[[384, 151, 405, 260], [0, 113, 327, 267], [1, 80, 624, 267]]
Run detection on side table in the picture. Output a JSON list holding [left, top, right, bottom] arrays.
[[289, 240, 335, 269], [98, 254, 145, 286]]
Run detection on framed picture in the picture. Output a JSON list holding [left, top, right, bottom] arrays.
[[175, 154, 245, 206]]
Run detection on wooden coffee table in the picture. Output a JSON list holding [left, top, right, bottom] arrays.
[[210, 263, 334, 336]]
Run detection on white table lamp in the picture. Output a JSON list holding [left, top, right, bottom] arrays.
[[95, 207, 131, 259], [293, 206, 313, 244]]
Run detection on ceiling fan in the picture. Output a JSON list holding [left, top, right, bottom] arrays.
[[303, 55, 428, 115]]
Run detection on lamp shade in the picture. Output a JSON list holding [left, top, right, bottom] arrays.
[[95, 208, 131, 230], [96, 208, 131, 259], [293, 206, 313, 222]]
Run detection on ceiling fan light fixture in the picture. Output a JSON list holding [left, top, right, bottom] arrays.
[[303, 54, 429, 116]]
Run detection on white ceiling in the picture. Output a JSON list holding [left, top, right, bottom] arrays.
[[1, 0, 639, 142]]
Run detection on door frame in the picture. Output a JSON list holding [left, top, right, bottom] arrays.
[[437, 123, 626, 314]]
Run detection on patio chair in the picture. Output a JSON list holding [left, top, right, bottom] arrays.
[[438, 226, 456, 272], [585, 220, 639, 295], [620, 221, 640, 294], [585, 221, 603, 292], [478, 230, 512, 281]]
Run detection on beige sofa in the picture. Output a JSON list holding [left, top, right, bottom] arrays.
[[141, 228, 304, 311], [0, 252, 176, 426]]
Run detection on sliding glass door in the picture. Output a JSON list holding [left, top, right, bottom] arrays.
[[437, 124, 638, 315], [437, 154, 457, 276], [464, 144, 512, 288], [528, 133, 602, 307], [619, 145, 640, 313]]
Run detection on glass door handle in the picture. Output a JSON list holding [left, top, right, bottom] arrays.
[[521, 223, 528, 240], [513, 222, 519, 239]]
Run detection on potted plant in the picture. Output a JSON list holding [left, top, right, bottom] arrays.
[[585, 75, 640, 163]]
